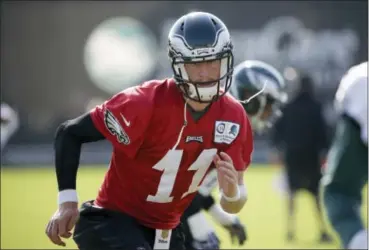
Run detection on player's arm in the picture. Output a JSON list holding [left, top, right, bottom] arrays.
[[197, 169, 243, 226], [335, 70, 367, 146], [57, 86, 153, 202], [203, 193, 243, 227], [46, 112, 105, 246], [322, 72, 368, 249], [218, 168, 248, 214], [47, 87, 153, 246], [55, 112, 105, 202], [206, 192, 247, 246], [215, 114, 253, 214]]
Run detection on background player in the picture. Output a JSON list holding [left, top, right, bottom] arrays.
[[45, 11, 253, 250], [321, 61, 368, 249], [230, 60, 288, 133], [270, 73, 332, 243], [1, 102, 19, 151], [181, 168, 247, 250]]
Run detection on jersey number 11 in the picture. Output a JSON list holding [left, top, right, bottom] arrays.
[[146, 148, 217, 203]]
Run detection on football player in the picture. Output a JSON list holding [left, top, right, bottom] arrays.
[[181, 60, 288, 249], [181, 168, 247, 250], [1, 102, 19, 151], [321, 61, 368, 249], [46, 12, 253, 250], [230, 60, 288, 133], [270, 73, 332, 243]]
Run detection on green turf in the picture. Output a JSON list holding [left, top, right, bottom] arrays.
[[1, 165, 367, 249]]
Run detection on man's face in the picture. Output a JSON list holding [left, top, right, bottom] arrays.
[[184, 59, 221, 84]]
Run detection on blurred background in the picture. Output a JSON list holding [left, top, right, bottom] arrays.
[[1, 1, 367, 249]]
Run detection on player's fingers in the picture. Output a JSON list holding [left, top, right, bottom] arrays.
[[221, 172, 238, 185], [51, 221, 65, 246], [60, 216, 73, 239], [224, 174, 238, 185], [67, 212, 79, 231], [218, 166, 238, 181], [240, 232, 246, 245], [218, 166, 237, 178], [45, 220, 51, 234], [236, 230, 244, 245], [217, 160, 236, 171], [219, 152, 233, 164], [213, 154, 221, 165], [238, 237, 243, 245], [46, 220, 53, 238], [61, 231, 72, 239], [240, 227, 247, 244], [58, 215, 69, 238]]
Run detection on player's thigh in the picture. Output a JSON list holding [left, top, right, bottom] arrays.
[[73, 223, 106, 250], [170, 222, 186, 250], [73, 202, 111, 250], [178, 219, 194, 250], [73, 201, 152, 250]]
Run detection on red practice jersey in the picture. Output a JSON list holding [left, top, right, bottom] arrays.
[[90, 78, 253, 229]]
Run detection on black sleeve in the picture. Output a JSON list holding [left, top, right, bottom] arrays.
[[55, 112, 105, 191], [202, 194, 216, 211], [182, 193, 216, 221]]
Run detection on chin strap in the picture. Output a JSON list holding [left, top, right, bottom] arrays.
[[239, 81, 267, 105], [172, 100, 188, 150]]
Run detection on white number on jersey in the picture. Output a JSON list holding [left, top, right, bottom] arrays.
[[146, 149, 217, 203]]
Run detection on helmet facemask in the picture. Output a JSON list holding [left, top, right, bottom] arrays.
[[170, 48, 234, 103], [241, 92, 285, 134]]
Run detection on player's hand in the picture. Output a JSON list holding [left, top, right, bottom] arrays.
[[213, 152, 238, 198], [224, 218, 247, 245], [46, 202, 79, 247]]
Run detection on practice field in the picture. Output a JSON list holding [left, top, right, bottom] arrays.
[[1, 165, 367, 249]]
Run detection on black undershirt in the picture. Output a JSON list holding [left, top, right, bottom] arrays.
[[55, 113, 104, 191]]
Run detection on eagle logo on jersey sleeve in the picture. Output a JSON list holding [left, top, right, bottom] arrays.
[[104, 109, 130, 145]]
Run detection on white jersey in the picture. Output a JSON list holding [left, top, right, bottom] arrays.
[[1, 103, 15, 120], [335, 62, 368, 144], [1, 103, 19, 150]]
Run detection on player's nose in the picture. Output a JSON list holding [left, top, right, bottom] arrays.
[[196, 63, 212, 81]]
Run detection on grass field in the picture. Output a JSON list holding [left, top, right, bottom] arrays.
[[1, 165, 367, 249]]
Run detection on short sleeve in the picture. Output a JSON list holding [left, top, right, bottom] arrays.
[[336, 73, 367, 144], [90, 86, 153, 158], [225, 113, 254, 171]]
